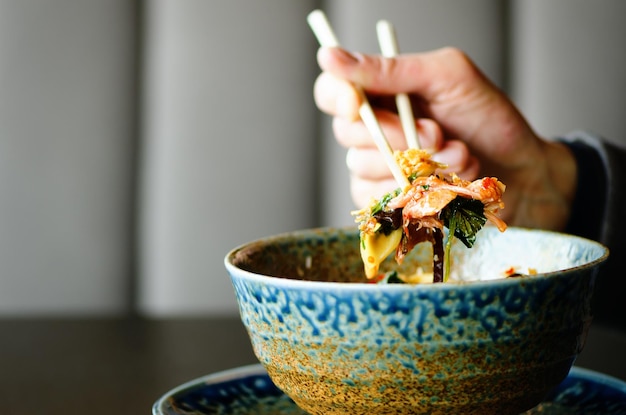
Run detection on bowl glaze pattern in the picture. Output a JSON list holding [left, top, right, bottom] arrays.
[[153, 365, 626, 415], [225, 227, 608, 415]]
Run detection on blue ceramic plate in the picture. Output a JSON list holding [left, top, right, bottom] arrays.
[[153, 364, 626, 415]]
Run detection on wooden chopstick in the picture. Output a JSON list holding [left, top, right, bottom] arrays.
[[307, 10, 410, 189], [376, 20, 421, 150]]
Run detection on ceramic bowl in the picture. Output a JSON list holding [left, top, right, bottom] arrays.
[[224, 227, 608, 415]]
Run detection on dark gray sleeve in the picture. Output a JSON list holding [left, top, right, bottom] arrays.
[[559, 131, 626, 330]]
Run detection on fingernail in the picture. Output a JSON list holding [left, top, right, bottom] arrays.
[[346, 147, 357, 170], [331, 47, 362, 65]]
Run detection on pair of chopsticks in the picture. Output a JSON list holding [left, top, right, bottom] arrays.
[[307, 10, 420, 189]]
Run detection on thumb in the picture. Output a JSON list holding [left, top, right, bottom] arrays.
[[316, 46, 490, 104], [317, 47, 406, 96]]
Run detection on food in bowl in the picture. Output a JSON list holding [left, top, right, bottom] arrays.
[[353, 148, 506, 283], [225, 227, 608, 415]]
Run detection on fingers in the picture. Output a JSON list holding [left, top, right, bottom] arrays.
[[315, 46, 521, 151], [432, 140, 481, 180], [346, 147, 390, 181], [317, 46, 416, 95], [334, 116, 444, 152], [415, 119, 444, 152], [346, 138, 479, 181], [350, 176, 399, 210], [316, 46, 486, 101], [313, 72, 361, 120], [333, 112, 407, 151], [346, 137, 481, 210]]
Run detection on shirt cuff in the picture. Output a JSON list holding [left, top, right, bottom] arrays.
[[558, 135, 608, 241]]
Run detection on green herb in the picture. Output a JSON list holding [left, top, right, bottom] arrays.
[[440, 197, 487, 281], [370, 188, 401, 216], [366, 188, 403, 236], [377, 270, 405, 284], [441, 197, 486, 248]]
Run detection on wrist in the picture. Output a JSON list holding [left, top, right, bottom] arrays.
[[544, 140, 578, 208], [510, 138, 576, 231], [559, 137, 608, 240]]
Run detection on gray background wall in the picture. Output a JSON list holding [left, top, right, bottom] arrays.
[[0, 0, 624, 316]]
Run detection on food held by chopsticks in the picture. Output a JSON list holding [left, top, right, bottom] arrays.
[[353, 148, 506, 284]]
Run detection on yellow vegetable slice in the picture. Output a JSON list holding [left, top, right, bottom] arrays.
[[360, 229, 403, 279]]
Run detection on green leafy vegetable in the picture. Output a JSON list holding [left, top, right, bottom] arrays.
[[368, 188, 403, 236], [440, 197, 487, 282], [370, 188, 401, 216], [441, 197, 486, 248]]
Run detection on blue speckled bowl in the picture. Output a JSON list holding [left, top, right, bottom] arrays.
[[224, 227, 608, 415]]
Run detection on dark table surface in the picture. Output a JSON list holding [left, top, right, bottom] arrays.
[[2, 317, 625, 415]]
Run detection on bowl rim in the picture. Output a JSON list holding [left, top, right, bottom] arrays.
[[224, 226, 609, 291]]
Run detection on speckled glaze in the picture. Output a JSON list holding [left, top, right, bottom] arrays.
[[224, 227, 608, 415], [152, 365, 626, 415]]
